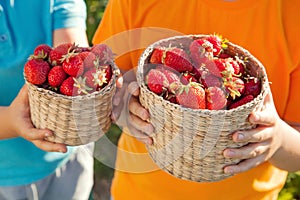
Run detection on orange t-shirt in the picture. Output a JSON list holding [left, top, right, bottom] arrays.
[[93, 0, 300, 199]]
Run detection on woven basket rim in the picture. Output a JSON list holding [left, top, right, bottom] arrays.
[[137, 34, 269, 114]]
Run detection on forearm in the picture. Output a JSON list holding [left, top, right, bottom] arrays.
[[270, 120, 300, 172], [0, 106, 17, 139]]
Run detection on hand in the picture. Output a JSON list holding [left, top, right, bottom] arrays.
[[6, 85, 67, 152], [223, 91, 283, 174], [112, 76, 154, 145]]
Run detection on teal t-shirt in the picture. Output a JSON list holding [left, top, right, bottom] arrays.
[[0, 0, 86, 186]]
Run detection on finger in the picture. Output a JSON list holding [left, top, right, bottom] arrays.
[[111, 100, 124, 121], [128, 81, 140, 97], [249, 112, 276, 125], [33, 140, 67, 153], [223, 141, 270, 159], [116, 75, 123, 89], [128, 113, 154, 135], [231, 127, 273, 143], [129, 96, 150, 121], [20, 127, 53, 141], [113, 83, 127, 106], [224, 153, 267, 174], [126, 126, 153, 145]]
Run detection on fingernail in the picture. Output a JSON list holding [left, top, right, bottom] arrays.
[[237, 133, 244, 141], [45, 132, 51, 137], [224, 149, 235, 158], [113, 96, 120, 105], [224, 167, 234, 174]]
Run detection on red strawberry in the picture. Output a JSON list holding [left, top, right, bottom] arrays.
[[156, 65, 181, 87], [229, 95, 254, 109], [91, 44, 114, 63], [60, 77, 76, 96], [149, 48, 164, 64], [205, 58, 234, 77], [206, 34, 226, 57], [49, 43, 73, 66], [79, 51, 97, 69], [206, 86, 227, 110], [150, 47, 193, 72], [83, 68, 97, 89], [33, 44, 52, 59], [146, 68, 169, 95], [48, 66, 67, 87], [24, 58, 50, 85], [175, 82, 206, 109], [223, 76, 245, 100], [200, 72, 222, 89], [94, 65, 112, 88], [243, 77, 261, 97], [189, 38, 214, 67], [62, 54, 84, 77], [227, 58, 241, 75], [180, 72, 198, 85]]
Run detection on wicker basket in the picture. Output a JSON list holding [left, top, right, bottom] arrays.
[[136, 34, 269, 182], [25, 63, 120, 146]]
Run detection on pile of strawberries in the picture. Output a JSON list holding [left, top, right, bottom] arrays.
[[24, 43, 114, 96], [145, 34, 261, 110]]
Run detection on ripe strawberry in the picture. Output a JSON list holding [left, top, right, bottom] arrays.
[[189, 39, 213, 68], [205, 58, 235, 77], [150, 47, 164, 64], [33, 44, 52, 59], [49, 43, 73, 66], [62, 54, 84, 77], [180, 72, 198, 85], [200, 72, 222, 89], [48, 66, 67, 87], [83, 68, 97, 89], [229, 95, 254, 109], [91, 44, 114, 63], [175, 82, 206, 109], [156, 65, 181, 87], [243, 77, 261, 97], [146, 68, 169, 95], [206, 34, 227, 57], [79, 51, 97, 69], [206, 86, 227, 110], [24, 58, 50, 85], [94, 65, 112, 88], [223, 76, 245, 100], [60, 77, 76, 96], [150, 47, 193, 72]]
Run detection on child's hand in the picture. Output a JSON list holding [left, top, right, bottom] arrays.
[[7, 85, 67, 153]]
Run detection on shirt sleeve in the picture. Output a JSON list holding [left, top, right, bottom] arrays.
[[53, 0, 87, 30]]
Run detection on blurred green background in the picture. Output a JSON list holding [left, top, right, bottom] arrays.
[[84, 1, 300, 199]]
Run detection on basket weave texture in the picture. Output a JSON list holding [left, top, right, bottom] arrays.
[[137, 34, 269, 182], [26, 63, 119, 146]]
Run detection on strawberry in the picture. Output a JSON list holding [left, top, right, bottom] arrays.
[[229, 95, 254, 109], [206, 34, 227, 57], [49, 43, 74, 66], [243, 77, 261, 97], [24, 58, 50, 85], [48, 66, 67, 87], [79, 51, 97, 69], [33, 44, 52, 59], [175, 82, 206, 109], [189, 38, 214, 68], [205, 58, 235, 77], [180, 72, 198, 85], [200, 72, 222, 89], [150, 47, 193, 72], [223, 76, 245, 100], [156, 65, 181, 87], [95, 65, 112, 88], [91, 44, 114, 64], [60, 77, 76, 96], [206, 86, 227, 110], [83, 68, 98, 89], [146, 68, 169, 95], [62, 53, 84, 77]]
